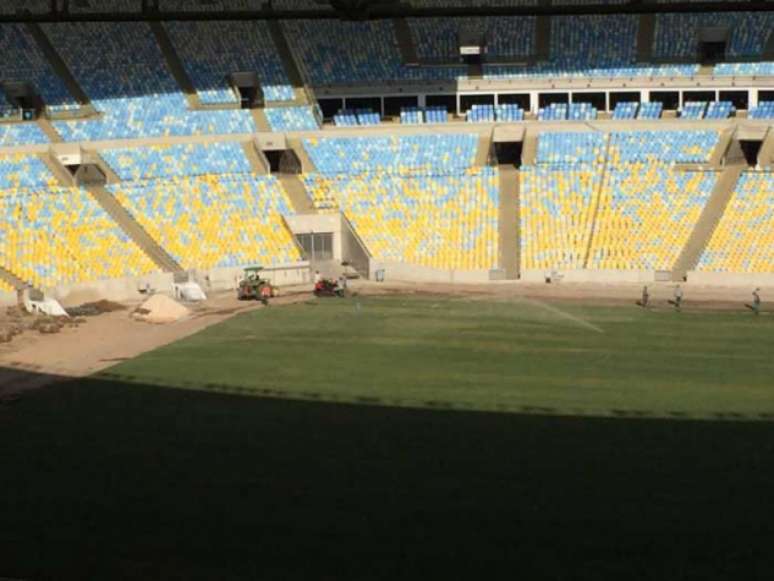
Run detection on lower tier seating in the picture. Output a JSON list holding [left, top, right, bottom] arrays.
[[0, 187, 157, 289], [303, 169, 499, 271], [520, 165, 601, 271], [697, 172, 774, 273], [588, 165, 716, 270], [0, 153, 58, 189], [110, 175, 301, 270]]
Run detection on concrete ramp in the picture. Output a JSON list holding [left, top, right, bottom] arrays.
[[39, 153, 74, 186], [149, 22, 200, 109], [269, 21, 309, 105], [251, 109, 271, 132], [393, 18, 419, 65], [37, 118, 62, 143], [498, 165, 519, 278], [671, 165, 745, 279], [287, 137, 316, 172], [710, 128, 736, 167], [278, 174, 315, 213], [87, 186, 182, 273]]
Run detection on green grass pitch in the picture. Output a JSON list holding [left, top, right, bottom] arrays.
[[106, 295, 774, 420], [3, 295, 774, 579]]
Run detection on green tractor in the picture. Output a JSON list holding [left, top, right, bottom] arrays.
[[237, 266, 278, 304]]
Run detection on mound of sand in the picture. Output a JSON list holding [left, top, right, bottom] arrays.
[[133, 294, 190, 324]]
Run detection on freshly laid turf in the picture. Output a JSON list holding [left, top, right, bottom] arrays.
[[3, 295, 774, 579], [105, 295, 774, 419]]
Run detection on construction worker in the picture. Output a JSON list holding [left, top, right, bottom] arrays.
[[668, 285, 683, 311], [746, 288, 762, 315], [638, 285, 650, 308]]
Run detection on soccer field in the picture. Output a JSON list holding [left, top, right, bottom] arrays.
[[3, 294, 774, 579], [104, 295, 774, 420]]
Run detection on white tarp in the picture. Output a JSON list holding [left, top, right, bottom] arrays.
[[24, 297, 69, 317], [173, 281, 207, 302]]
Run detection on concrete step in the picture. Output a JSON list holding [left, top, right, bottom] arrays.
[[26, 22, 91, 109], [87, 186, 182, 273], [710, 127, 736, 167], [278, 173, 316, 214], [498, 164, 519, 279], [149, 21, 201, 109], [636, 14, 655, 63], [392, 17, 419, 65], [287, 137, 317, 173], [672, 164, 745, 279]]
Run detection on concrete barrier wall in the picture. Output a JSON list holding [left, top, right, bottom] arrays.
[[521, 269, 657, 283], [687, 271, 774, 287], [370, 260, 492, 283], [202, 262, 311, 293]]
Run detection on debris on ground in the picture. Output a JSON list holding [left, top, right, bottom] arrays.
[[66, 300, 126, 317], [132, 294, 190, 324]]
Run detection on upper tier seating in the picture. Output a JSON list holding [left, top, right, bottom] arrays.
[[587, 165, 716, 270], [536, 132, 607, 165], [0, 123, 50, 146], [637, 102, 663, 119], [407, 17, 536, 61], [165, 20, 294, 103], [271, 0, 332, 10], [520, 165, 601, 271], [749, 102, 774, 119], [714, 62, 774, 77], [467, 104, 495, 123], [612, 102, 638, 120], [680, 101, 707, 120], [334, 109, 380, 126], [0, 24, 78, 112], [495, 104, 525, 122], [265, 105, 320, 131], [425, 106, 449, 123], [654, 12, 774, 60], [43, 22, 254, 140], [697, 172, 774, 273], [159, 0, 268, 11], [0, 154, 58, 189], [399, 107, 448, 124], [704, 101, 734, 119], [282, 19, 465, 85], [70, 0, 141, 13], [303, 168, 499, 271], [0, 0, 51, 15], [302, 134, 479, 176], [538, 103, 568, 121], [102, 142, 252, 181], [0, 186, 157, 289], [111, 174, 301, 270]]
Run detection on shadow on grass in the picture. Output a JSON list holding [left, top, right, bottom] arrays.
[[1, 367, 774, 580]]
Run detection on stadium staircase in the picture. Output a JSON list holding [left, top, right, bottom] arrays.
[[86, 186, 182, 273], [535, 15, 551, 62], [36, 118, 62, 143], [582, 137, 613, 269], [39, 153, 75, 186], [269, 21, 313, 106], [636, 14, 655, 63], [476, 131, 493, 166], [498, 164, 519, 278], [149, 22, 201, 110], [26, 23, 97, 118], [278, 174, 316, 214], [393, 18, 419, 65], [251, 109, 272, 132], [0, 266, 28, 293], [710, 128, 737, 167], [671, 163, 746, 279], [765, 33, 774, 61], [287, 137, 316, 173]]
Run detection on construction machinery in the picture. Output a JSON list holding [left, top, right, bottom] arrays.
[[237, 266, 277, 304]]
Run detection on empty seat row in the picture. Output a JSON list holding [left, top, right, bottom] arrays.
[[400, 106, 448, 124], [333, 109, 380, 127]]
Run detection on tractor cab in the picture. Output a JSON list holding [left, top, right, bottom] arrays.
[[237, 266, 277, 303]]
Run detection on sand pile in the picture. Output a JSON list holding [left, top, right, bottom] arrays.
[[133, 294, 190, 324]]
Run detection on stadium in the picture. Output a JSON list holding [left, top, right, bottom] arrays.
[[1, 0, 774, 578]]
